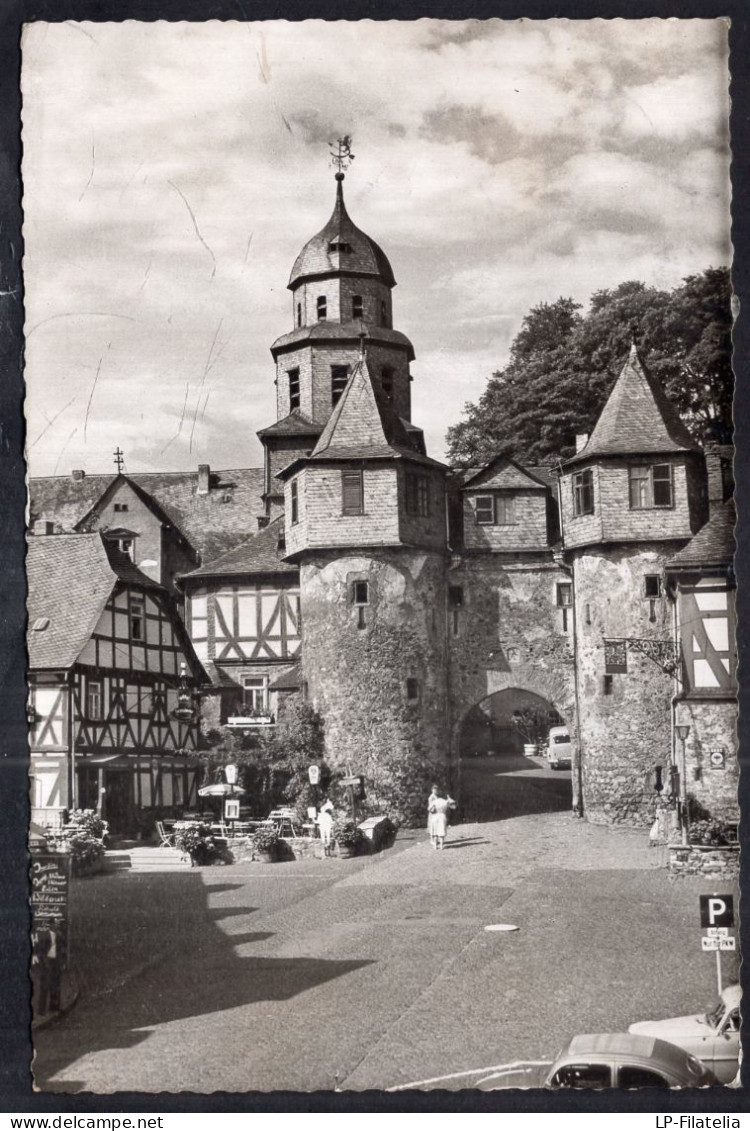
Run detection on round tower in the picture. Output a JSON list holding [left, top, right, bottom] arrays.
[[559, 343, 708, 825], [274, 163, 451, 822]]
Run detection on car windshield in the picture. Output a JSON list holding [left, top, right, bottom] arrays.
[[705, 1001, 724, 1029]]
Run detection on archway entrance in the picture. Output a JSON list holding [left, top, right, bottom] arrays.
[[458, 688, 573, 822]]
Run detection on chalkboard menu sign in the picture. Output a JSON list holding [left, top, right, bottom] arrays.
[[30, 852, 69, 954]]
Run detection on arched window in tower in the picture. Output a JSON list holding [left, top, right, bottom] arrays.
[[297, 302, 302, 328], [381, 367, 394, 403], [352, 294, 363, 320], [317, 295, 327, 321], [380, 299, 387, 327], [331, 366, 349, 407]]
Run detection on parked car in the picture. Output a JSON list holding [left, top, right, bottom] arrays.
[[546, 726, 572, 769], [476, 1033, 715, 1090], [628, 984, 740, 1085]]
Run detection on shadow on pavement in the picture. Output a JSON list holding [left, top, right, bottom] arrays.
[[33, 870, 374, 1092]]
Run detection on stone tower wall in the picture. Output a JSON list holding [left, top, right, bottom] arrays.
[[292, 275, 392, 329], [300, 550, 450, 823], [572, 543, 685, 825]]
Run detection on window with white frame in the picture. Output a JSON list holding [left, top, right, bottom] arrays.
[[130, 596, 144, 641], [572, 469, 595, 516], [87, 680, 103, 720], [629, 463, 673, 509], [242, 676, 267, 714]]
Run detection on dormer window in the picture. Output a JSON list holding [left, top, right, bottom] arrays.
[[629, 464, 673, 509], [572, 469, 595, 516], [114, 502, 129, 513], [288, 368, 300, 411], [317, 296, 327, 321], [352, 295, 363, 319], [328, 240, 351, 254], [331, 366, 349, 407]]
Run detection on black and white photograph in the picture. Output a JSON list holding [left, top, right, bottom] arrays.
[[21, 17, 740, 1096]]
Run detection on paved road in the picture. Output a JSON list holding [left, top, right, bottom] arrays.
[[34, 760, 738, 1094]]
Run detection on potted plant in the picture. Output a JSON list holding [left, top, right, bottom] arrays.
[[333, 818, 360, 859], [252, 824, 280, 863], [174, 822, 230, 866]]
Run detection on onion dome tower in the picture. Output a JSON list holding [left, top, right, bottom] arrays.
[[258, 138, 423, 519]]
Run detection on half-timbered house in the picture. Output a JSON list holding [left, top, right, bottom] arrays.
[[28, 533, 208, 836]]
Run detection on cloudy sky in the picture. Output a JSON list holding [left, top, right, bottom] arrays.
[[22, 18, 730, 478]]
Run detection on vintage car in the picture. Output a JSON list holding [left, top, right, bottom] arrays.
[[629, 984, 740, 1085], [476, 1033, 714, 1090]]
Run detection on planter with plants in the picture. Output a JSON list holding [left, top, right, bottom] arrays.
[[61, 809, 109, 876], [333, 818, 361, 859], [252, 824, 281, 863], [174, 822, 231, 866]]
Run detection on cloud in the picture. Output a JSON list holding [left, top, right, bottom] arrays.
[[21, 18, 730, 474]]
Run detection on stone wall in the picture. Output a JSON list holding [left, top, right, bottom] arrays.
[[447, 554, 576, 781], [669, 844, 739, 877], [300, 550, 450, 823], [675, 698, 738, 820], [572, 543, 683, 825]]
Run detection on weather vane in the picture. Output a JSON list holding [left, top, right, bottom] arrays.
[[113, 447, 125, 474], [329, 136, 355, 176]]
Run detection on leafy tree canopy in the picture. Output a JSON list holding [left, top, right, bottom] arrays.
[[445, 267, 733, 467]]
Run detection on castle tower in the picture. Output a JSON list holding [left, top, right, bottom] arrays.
[[559, 342, 708, 824], [278, 336, 451, 822], [258, 160, 421, 520]]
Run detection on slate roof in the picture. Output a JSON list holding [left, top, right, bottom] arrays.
[[566, 344, 700, 465], [666, 500, 736, 570], [29, 466, 266, 564], [182, 517, 297, 580], [304, 354, 446, 472], [270, 322, 415, 363], [27, 534, 160, 669], [461, 456, 550, 492], [288, 175, 396, 289], [268, 662, 302, 692], [256, 412, 324, 439]]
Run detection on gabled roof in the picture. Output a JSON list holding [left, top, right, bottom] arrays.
[[181, 517, 297, 580], [288, 175, 396, 289], [29, 466, 266, 564], [666, 500, 736, 571], [74, 474, 190, 544], [566, 343, 700, 465], [461, 455, 550, 492], [256, 412, 324, 439], [27, 534, 160, 669]]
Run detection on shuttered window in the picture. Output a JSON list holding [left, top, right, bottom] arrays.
[[342, 471, 364, 515], [331, 366, 349, 407], [288, 368, 300, 411]]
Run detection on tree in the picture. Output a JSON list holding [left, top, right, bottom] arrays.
[[445, 268, 733, 466]]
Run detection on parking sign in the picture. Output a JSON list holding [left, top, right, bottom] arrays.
[[699, 894, 734, 928]]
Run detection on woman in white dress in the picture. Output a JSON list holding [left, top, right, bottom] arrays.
[[427, 788, 455, 850]]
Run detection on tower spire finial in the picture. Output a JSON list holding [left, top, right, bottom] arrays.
[[329, 135, 355, 184]]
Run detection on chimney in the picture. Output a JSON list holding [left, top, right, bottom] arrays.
[[197, 464, 211, 496], [71, 469, 85, 482], [575, 433, 589, 454], [704, 443, 732, 508]]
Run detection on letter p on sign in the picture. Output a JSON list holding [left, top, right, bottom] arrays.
[[700, 894, 734, 928]]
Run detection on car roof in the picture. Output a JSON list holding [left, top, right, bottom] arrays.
[[566, 1033, 657, 1059]]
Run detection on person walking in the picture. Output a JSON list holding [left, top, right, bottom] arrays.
[[317, 798, 335, 857], [428, 787, 455, 850]]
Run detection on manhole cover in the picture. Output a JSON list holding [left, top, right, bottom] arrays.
[[484, 923, 519, 932]]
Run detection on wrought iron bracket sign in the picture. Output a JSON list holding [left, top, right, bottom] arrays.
[[604, 637, 680, 676]]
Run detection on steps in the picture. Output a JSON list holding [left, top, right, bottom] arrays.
[[104, 845, 190, 873]]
